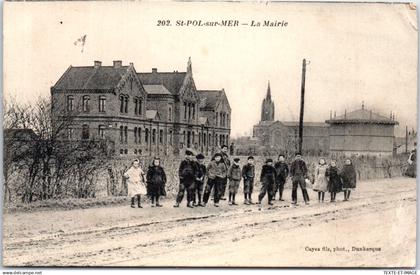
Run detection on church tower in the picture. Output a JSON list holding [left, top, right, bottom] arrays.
[[261, 81, 275, 121]]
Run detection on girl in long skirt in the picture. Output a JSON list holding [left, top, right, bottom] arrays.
[[326, 160, 342, 202], [124, 159, 146, 208], [312, 158, 328, 203], [146, 158, 167, 207], [340, 158, 357, 201]]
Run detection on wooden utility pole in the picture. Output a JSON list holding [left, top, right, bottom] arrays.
[[298, 59, 307, 155], [405, 125, 408, 153]]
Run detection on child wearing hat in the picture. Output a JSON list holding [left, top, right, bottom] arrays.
[[193, 153, 207, 207], [203, 152, 227, 207], [227, 158, 242, 205], [242, 156, 255, 205], [174, 149, 198, 208], [258, 158, 277, 210]]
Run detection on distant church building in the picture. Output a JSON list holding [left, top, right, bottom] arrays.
[[253, 82, 330, 155], [51, 58, 231, 157], [251, 83, 398, 157]]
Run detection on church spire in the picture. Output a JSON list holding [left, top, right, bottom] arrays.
[[261, 81, 275, 122], [267, 81, 271, 99]]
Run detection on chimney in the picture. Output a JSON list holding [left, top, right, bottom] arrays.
[[113, 60, 122, 68], [94, 60, 102, 68], [152, 68, 157, 73], [344, 109, 347, 119], [330, 110, 332, 119]]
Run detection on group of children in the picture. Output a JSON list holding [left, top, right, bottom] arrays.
[[123, 148, 357, 209]]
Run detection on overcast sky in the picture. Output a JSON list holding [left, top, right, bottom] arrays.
[[4, 1, 418, 137]]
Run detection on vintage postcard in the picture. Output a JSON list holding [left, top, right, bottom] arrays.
[[2, 1, 418, 268]]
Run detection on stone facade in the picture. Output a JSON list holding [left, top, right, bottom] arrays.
[[51, 59, 231, 157]]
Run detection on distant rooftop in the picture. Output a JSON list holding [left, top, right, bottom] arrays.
[[326, 107, 398, 125]]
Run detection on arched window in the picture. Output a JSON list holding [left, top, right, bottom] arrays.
[[134, 127, 138, 143], [124, 126, 128, 143], [120, 126, 124, 143], [98, 125, 105, 139], [82, 96, 90, 112], [82, 124, 89, 140], [145, 128, 149, 143], [138, 128, 142, 144], [67, 95, 74, 111], [152, 129, 156, 144], [99, 96, 106, 112]]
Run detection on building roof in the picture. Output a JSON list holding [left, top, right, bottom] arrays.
[[138, 71, 187, 95], [53, 65, 130, 91], [282, 121, 329, 127], [143, 84, 171, 95], [326, 108, 398, 125], [198, 90, 222, 110]]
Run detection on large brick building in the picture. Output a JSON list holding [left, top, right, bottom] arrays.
[[51, 58, 231, 156]]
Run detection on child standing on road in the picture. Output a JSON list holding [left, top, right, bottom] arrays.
[[274, 154, 289, 201], [258, 158, 277, 210], [194, 153, 207, 207], [312, 158, 328, 203], [340, 158, 357, 201], [227, 158, 242, 206], [242, 156, 255, 205], [146, 158, 167, 207], [203, 153, 227, 207], [124, 159, 146, 208], [326, 160, 342, 202]]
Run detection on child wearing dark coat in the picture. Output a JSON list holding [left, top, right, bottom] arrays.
[[174, 149, 198, 208], [242, 156, 255, 205], [193, 153, 207, 207], [326, 160, 342, 202], [258, 158, 277, 210], [146, 158, 167, 207], [227, 158, 242, 205], [274, 154, 289, 201], [340, 158, 357, 201]]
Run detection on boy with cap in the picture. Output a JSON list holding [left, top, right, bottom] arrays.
[[227, 158, 242, 205], [258, 158, 277, 210], [290, 153, 310, 205], [193, 153, 207, 207], [203, 153, 227, 207], [174, 149, 198, 208], [274, 154, 289, 201], [242, 156, 255, 205]]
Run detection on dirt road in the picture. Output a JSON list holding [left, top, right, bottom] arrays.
[[2, 177, 416, 267]]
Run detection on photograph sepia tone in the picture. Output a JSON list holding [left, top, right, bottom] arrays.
[[2, 1, 418, 268]]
